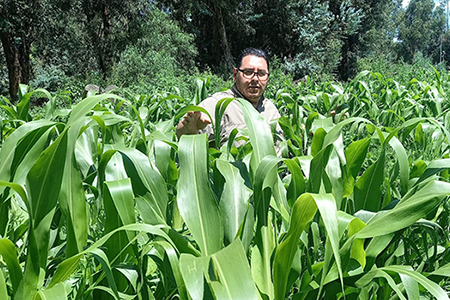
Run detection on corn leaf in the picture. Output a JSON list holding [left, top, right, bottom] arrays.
[[178, 134, 223, 255]]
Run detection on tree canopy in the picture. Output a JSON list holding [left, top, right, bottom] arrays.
[[1, 0, 450, 99]]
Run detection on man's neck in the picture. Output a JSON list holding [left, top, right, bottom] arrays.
[[231, 84, 263, 109]]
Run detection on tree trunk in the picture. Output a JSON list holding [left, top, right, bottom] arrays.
[[0, 32, 21, 102], [18, 33, 32, 85], [212, 2, 234, 71]]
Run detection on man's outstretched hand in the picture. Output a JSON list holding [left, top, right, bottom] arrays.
[[176, 111, 211, 139]]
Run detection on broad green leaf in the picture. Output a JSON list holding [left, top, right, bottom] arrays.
[[27, 128, 68, 266], [314, 194, 343, 297], [216, 159, 252, 243], [16, 129, 68, 299], [104, 178, 136, 241], [180, 254, 210, 300], [273, 193, 318, 300], [236, 98, 276, 173], [311, 127, 327, 156], [308, 144, 333, 193], [119, 148, 168, 225], [67, 94, 124, 126], [383, 265, 449, 300], [415, 158, 450, 186], [90, 248, 120, 300], [47, 254, 82, 289], [59, 157, 87, 256], [214, 97, 235, 148], [344, 138, 370, 197], [103, 178, 135, 270], [400, 273, 419, 300], [388, 136, 409, 196], [327, 146, 344, 208], [210, 239, 259, 300], [154, 139, 171, 180], [355, 268, 407, 300], [252, 224, 275, 299], [284, 158, 306, 205], [0, 120, 55, 194], [348, 218, 367, 269], [178, 134, 223, 255], [253, 155, 282, 228], [0, 270, 7, 300], [155, 241, 187, 300], [0, 238, 23, 294], [74, 125, 97, 177], [431, 262, 450, 276], [35, 283, 67, 300], [354, 148, 385, 212], [356, 181, 450, 238]]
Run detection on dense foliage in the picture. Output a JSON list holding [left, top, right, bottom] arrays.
[[1, 0, 450, 100], [1, 66, 450, 299]]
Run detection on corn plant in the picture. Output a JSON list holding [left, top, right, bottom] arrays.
[[0, 72, 450, 300]]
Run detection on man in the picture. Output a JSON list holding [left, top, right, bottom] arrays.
[[176, 48, 281, 147]]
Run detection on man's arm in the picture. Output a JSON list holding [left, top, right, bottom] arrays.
[[176, 111, 211, 139]]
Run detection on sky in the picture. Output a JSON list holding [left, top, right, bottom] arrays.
[[403, 0, 445, 8]]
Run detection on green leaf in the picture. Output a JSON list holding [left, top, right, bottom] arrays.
[[90, 248, 120, 300], [253, 155, 282, 228], [214, 97, 235, 148], [400, 273, 419, 300], [344, 138, 370, 197], [216, 159, 252, 243], [251, 224, 275, 299], [104, 178, 136, 240], [311, 127, 327, 156], [103, 178, 135, 267], [154, 241, 188, 300], [35, 283, 67, 300], [0, 238, 23, 294], [210, 239, 259, 300], [284, 158, 306, 205], [273, 193, 318, 300], [355, 268, 407, 300], [178, 134, 223, 255], [60, 155, 87, 257], [180, 254, 210, 300], [47, 254, 82, 289], [236, 98, 276, 172], [0, 270, 7, 299], [388, 136, 409, 196], [431, 262, 450, 276], [67, 94, 125, 126], [0, 120, 55, 194], [119, 148, 168, 225], [308, 144, 333, 193], [16, 128, 68, 299], [356, 181, 450, 238], [415, 158, 450, 186], [383, 266, 449, 300], [26, 128, 68, 266], [354, 148, 385, 212]]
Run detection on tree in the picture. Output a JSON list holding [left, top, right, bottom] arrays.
[[158, 0, 254, 72], [0, 0, 43, 101], [397, 0, 445, 62]]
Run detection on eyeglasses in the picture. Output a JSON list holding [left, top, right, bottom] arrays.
[[237, 68, 270, 80]]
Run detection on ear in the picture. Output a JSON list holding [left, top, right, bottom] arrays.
[[233, 68, 238, 82]]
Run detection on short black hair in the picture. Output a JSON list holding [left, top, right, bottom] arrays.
[[236, 48, 269, 70]]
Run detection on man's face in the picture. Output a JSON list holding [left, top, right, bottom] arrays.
[[233, 55, 269, 106]]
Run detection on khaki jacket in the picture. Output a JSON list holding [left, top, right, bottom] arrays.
[[198, 84, 281, 147]]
